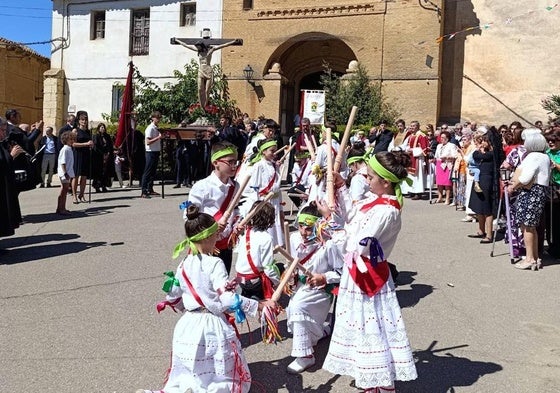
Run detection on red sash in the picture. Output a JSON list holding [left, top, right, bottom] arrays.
[[349, 256, 390, 297], [214, 184, 236, 249], [295, 161, 308, 185], [258, 171, 277, 197], [360, 196, 401, 212], [242, 228, 275, 299], [180, 261, 240, 338]]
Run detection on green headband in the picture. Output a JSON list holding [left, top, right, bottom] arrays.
[[367, 154, 412, 207], [211, 146, 237, 162], [297, 213, 320, 227], [347, 155, 364, 165], [172, 222, 219, 258], [258, 140, 277, 153]]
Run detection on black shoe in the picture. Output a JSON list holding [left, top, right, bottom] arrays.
[[141, 193, 151, 199], [173, 184, 181, 189], [149, 191, 160, 196], [46, 183, 52, 188], [39, 183, 45, 188]]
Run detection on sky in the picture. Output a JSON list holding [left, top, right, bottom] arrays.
[[0, 0, 53, 58]]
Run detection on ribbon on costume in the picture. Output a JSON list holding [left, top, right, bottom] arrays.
[[367, 154, 412, 206], [162, 271, 180, 292], [172, 222, 219, 258], [228, 293, 247, 323], [359, 236, 385, 267]]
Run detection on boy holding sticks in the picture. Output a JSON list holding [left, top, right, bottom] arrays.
[[184, 141, 247, 273]]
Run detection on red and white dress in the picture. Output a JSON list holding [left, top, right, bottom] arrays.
[[157, 254, 259, 393], [323, 191, 417, 389]]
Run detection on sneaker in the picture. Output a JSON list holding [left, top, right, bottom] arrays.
[[474, 182, 483, 193], [461, 216, 475, 222], [287, 355, 315, 374]]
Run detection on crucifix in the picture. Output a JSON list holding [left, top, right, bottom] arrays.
[[171, 28, 243, 110]]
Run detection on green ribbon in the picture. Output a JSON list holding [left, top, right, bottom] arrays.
[[172, 222, 219, 259], [211, 146, 237, 162], [258, 140, 277, 153], [346, 155, 364, 165], [367, 154, 412, 206], [297, 213, 320, 227], [162, 271, 180, 293]]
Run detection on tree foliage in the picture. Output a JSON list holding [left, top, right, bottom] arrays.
[[320, 62, 400, 128], [542, 94, 560, 119], [133, 60, 240, 125]]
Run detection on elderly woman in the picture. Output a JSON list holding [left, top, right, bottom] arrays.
[[507, 132, 551, 270], [434, 130, 458, 204], [0, 116, 23, 253]]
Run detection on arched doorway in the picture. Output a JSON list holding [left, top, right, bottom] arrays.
[[265, 32, 356, 136]]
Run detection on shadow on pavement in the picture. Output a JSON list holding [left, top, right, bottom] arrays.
[[20, 204, 131, 223], [399, 340, 503, 393], [0, 233, 80, 249], [397, 283, 434, 309], [0, 241, 107, 265], [249, 335, 341, 393]]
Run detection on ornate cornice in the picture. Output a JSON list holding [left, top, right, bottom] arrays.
[[250, 3, 383, 21]]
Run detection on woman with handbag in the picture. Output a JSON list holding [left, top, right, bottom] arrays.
[[433, 130, 458, 204]]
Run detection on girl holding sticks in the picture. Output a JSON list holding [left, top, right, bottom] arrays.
[[284, 202, 343, 374], [137, 205, 277, 393], [234, 200, 280, 300], [244, 138, 284, 246], [321, 150, 418, 392]]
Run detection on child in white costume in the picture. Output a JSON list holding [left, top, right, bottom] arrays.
[[138, 205, 276, 393], [244, 138, 284, 246], [322, 151, 417, 392], [184, 142, 240, 273], [286, 202, 343, 374], [346, 143, 372, 203], [235, 201, 280, 300]]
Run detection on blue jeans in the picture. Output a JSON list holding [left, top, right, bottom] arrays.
[[141, 151, 160, 195]]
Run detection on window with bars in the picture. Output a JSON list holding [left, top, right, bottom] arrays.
[[91, 11, 105, 40], [111, 84, 124, 114], [130, 9, 150, 56], [180, 2, 196, 26]]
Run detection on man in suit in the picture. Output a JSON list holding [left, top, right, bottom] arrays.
[[39, 127, 59, 187], [5, 109, 42, 155]]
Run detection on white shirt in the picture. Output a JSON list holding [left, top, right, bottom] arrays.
[[57, 145, 75, 178], [517, 151, 551, 186], [235, 228, 280, 286], [144, 122, 161, 152]]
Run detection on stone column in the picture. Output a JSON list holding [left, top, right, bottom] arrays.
[[43, 68, 66, 134]]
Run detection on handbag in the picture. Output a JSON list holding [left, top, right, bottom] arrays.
[[13, 153, 41, 192]]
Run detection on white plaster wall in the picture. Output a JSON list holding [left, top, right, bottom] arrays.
[[461, 1, 560, 126], [50, 0, 223, 123]]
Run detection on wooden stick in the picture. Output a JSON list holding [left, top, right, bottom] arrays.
[[273, 245, 312, 277], [283, 221, 291, 255], [238, 192, 275, 227], [333, 106, 358, 173], [277, 143, 296, 165], [287, 193, 309, 199], [221, 174, 251, 223], [326, 127, 335, 210], [303, 133, 316, 161], [270, 254, 302, 302]]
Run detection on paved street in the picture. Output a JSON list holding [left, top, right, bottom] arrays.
[[1, 184, 559, 393]]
